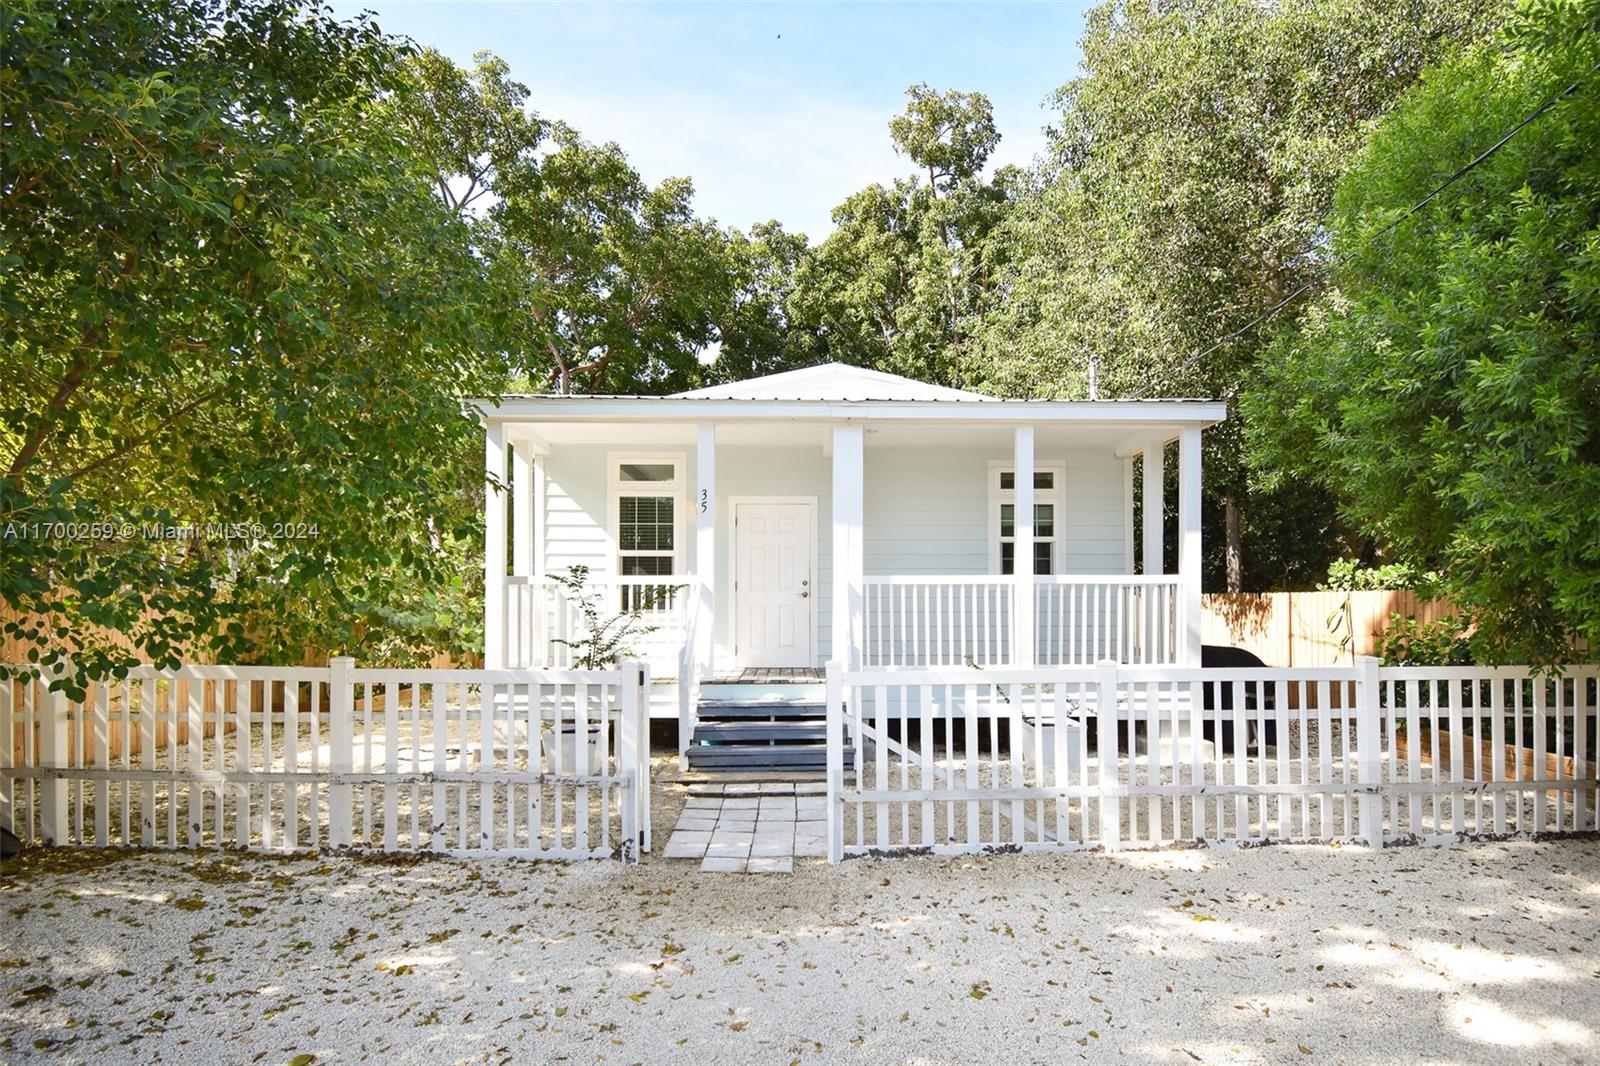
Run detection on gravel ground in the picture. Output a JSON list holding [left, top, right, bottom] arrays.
[[3, 777, 1599, 1066]]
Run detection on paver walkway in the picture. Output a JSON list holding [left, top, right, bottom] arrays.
[[661, 781, 827, 873]]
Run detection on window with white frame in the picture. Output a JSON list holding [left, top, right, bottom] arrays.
[[610, 454, 683, 610], [989, 463, 1066, 575]]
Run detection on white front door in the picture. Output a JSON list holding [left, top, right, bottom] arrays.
[[734, 501, 814, 667]]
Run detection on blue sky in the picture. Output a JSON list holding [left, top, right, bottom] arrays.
[[329, 1, 1090, 239]]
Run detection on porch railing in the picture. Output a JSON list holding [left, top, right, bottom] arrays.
[[863, 575, 1182, 667], [863, 576, 1014, 667], [1035, 576, 1180, 666], [504, 577, 690, 670]]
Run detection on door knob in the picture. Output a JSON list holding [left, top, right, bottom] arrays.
[[800, 591, 809, 598]]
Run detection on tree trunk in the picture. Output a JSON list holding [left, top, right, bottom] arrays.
[[1224, 491, 1243, 593]]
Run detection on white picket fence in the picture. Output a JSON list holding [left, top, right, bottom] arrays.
[[824, 660, 1600, 860], [0, 660, 651, 861]]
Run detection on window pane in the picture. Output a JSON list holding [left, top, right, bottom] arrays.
[[1000, 541, 1014, 575], [1033, 540, 1052, 575], [620, 463, 675, 482], [621, 556, 674, 576], [1000, 471, 1054, 491], [1035, 503, 1054, 539], [619, 495, 673, 552], [1000, 503, 1013, 538]]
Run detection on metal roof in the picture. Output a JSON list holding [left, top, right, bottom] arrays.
[[467, 363, 1226, 425]]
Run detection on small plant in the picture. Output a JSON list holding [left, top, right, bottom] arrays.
[[1319, 559, 1443, 598], [547, 565, 684, 669], [1377, 612, 1477, 666]]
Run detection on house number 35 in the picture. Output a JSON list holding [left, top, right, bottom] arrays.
[[700, 489, 708, 514]]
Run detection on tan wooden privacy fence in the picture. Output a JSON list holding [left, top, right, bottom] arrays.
[[824, 661, 1600, 860], [0, 661, 651, 861], [1201, 590, 1456, 666]]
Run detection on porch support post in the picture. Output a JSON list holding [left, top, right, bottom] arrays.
[[695, 425, 717, 678], [831, 424, 865, 669], [510, 440, 533, 578], [1013, 426, 1036, 667], [1141, 445, 1164, 576], [532, 452, 547, 577], [1121, 459, 1135, 573], [1177, 427, 1203, 666], [483, 420, 508, 669]]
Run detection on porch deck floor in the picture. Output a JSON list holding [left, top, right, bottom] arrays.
[[712, 667, 825, 684]]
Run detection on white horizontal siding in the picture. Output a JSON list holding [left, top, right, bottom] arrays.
[[864, 448, 991, 575], [540, 445, 618, 577], [1059, 449, 1126, 574]]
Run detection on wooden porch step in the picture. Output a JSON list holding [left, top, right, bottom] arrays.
[[686, 745, 847, 770], [695, 698, 825, 718], [692, 720, 830, 743]]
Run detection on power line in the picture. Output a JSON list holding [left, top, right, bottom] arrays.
[[1145, 62, 1596, 397]]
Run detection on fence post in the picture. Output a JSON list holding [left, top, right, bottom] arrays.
[[618, 659, 649, 858], [1356, 655, 1383, 847], [328, 657, 354, 850], [40, 672, 70, 846], [825, 660, 844, 864], [1096, 659, 1121, 851]]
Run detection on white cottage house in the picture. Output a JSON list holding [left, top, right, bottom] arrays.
[[472, 364, 1224, 770]]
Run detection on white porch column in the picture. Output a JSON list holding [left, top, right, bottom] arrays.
[[1121, 459, 1135, 573], [1141, 445, 1164, 576], [510, 440, 534, 578], [1177, 427, 1203, 666], [532, 452, 547, 577], [1013, 426, 1036, 667], [483, 421, 508, 669], [695, 425, 717, 676], [831, 424, 865, 669]]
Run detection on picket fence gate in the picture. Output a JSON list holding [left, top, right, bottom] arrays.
[[0, 659, 651, 861], [824, 659, 1600, 861]]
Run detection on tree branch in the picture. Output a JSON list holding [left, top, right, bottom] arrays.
[[5, 338, 106, 487]]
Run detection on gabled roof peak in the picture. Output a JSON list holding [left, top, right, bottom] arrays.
[[675, 363, 993, 403]]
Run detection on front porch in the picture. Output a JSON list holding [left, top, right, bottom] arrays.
[[472, 365, 1225, 767]]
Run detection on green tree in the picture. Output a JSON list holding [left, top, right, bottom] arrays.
[[967, 0, 1501, 590], [704, 221, 824, 383], [0, 0, 508, 685], [1246, 0, 1600, 661], [405, 48, 736, 395], [491, 137, 732, 394], [787, 84, 1018, 384]]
